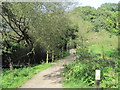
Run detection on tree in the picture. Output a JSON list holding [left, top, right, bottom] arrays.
[[98, 3, 118, 12], [1, 2, 73, 68], [29, 2, 72, 63], [1, 2, 37, 69]]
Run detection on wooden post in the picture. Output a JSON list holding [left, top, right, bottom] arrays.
[[102, 46, 105, 60], [52, 50, 54, 62], [95, 80, 100, 90], [10, 62, 13, 70], [95, 70, 100, 89], [9, 57, 13, 70], [73, 49, 76, 61], [46, 50, 49, 63], [62, 47, 63, 57], [67, 43, 68, 52], [81, 37, 84, 49], [74, 54, 76, 61]]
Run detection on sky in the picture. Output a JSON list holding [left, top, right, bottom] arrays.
[[2, 0, 120, 8], [77, 0, 120, 9]]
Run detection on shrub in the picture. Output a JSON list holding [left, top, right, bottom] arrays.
[[63, 45, 118, 88], [75, 46, 94, 60], [63, 58, 118, 88]]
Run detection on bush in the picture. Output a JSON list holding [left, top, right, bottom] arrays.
[[63, 46, 118, 88], [63, 51, 70, 57], [63, 59, 118, 88], [75, 46, 95, 60], [105, 49, 119, 59]]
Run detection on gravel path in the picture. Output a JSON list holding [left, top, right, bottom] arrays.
[[19, 53, 74, 88]]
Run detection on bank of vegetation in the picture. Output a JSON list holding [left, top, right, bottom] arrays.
[[63, 3, 119, 88]]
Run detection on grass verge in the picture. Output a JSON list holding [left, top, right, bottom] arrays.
[[2, 63, 53, 88], [2, 50, 70, 88]]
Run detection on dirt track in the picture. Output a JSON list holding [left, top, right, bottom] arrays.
[[19, 53, 74, 88]]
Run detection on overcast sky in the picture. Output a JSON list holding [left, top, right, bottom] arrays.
[[78, 0, 119, 8]]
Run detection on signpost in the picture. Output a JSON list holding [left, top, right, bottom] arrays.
[[95, 70, 100, 89]]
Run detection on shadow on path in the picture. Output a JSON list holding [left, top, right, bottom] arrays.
[[20, 52, 75, 88]]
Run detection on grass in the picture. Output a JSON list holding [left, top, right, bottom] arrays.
[[89, 44, 114, 53], [63, 42, 119, 88], [63, 80, 92, 88], [2, 50, 70, 88], [88, 44, 119, 60], [2, 63, 53, 88], [87, 30, 118, 58]]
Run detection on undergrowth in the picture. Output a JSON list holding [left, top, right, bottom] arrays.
[[63, 46, 119, 88]]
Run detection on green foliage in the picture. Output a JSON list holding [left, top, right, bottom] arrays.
[[99, 3, 118, 12], [71, 3, 119, 35], [1, 2, 119, 89], [63, 51, 70, 57], [63, 80, 92, 88], [2, 63, 53, 88], [105, 49, 119, 59], [73, 6, 96, 21], [63, 58, 118, 88], [1, 2, 73, 68], [88, 44, 118, 60], [63, 44, 118, 88], [62, 2, 119, 89], [76, 46, 94, 60]]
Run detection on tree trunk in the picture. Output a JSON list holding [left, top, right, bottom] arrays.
[[46, 50, 49, 63]]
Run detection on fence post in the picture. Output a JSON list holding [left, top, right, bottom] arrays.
[[95, 70, 100, 89], [46, 50, 49, 63], [52, 50, 54, 62]]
